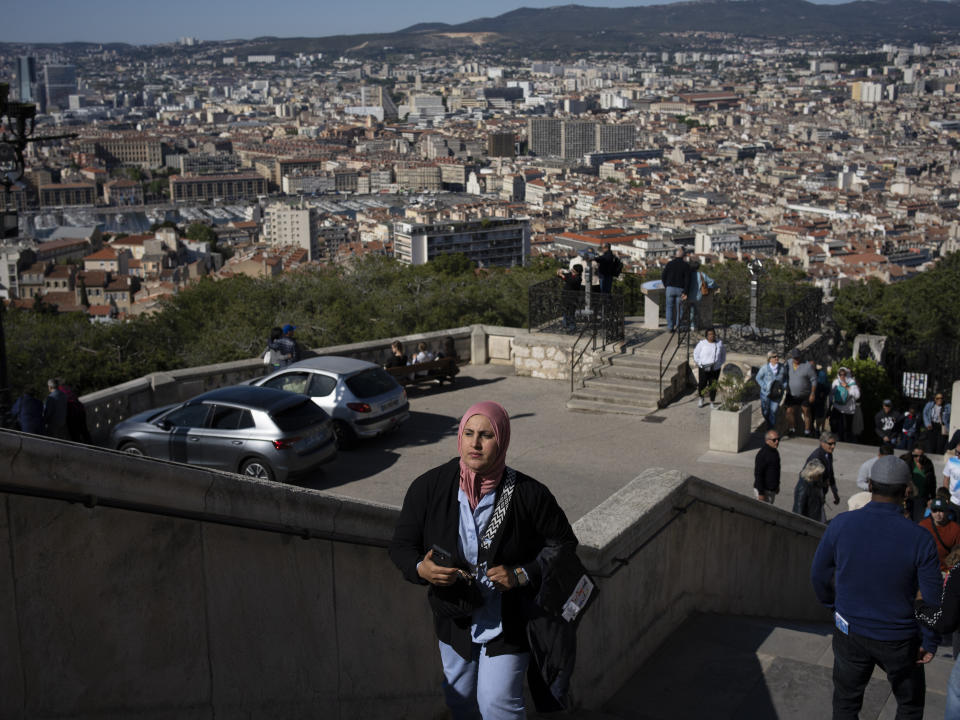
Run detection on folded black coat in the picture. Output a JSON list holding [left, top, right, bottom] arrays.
[[525, 544, 597, 712]]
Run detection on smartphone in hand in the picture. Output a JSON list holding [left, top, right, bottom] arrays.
[[431, 544, 455, 567]]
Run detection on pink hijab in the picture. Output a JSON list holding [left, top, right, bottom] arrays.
[[457, 401, 511, 510]]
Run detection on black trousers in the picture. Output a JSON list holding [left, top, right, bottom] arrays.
[[832, 628, 925, 720], [698, 367, 720, 401]]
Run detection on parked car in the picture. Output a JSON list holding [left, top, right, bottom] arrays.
[[109, 386, 337, 482], [251, 356, 410, 448]]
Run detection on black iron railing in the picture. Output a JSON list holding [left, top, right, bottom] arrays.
[[529, 279, 625, 393], [528, 279, 625, 345], [659, 299, 693, 404], [884, 337, 960, 398], [712, 287, 824, 355]]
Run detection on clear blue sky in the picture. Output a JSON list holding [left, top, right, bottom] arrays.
[[5, 0, 843, 45], [4, 0, 656, 44]]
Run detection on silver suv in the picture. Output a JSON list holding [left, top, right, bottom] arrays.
[[253, 356, 409, 448], [110, 386, 337, 482]]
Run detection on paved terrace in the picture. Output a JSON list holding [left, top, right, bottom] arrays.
[[293, 333, 955, 720]]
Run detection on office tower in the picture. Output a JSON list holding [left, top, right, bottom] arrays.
[[43, 64, 78, 111], [528, 117, 561, 157], [16, 56, 38, 103]]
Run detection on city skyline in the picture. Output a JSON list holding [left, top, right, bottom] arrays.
[[6, 0, 848, 46]]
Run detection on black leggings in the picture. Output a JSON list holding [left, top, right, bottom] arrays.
[[698, 368, 720, 401]]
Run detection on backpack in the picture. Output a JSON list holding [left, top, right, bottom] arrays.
[[611, 255, 623, 277], [768, 380, 783, 402], [833, 384, 849, 406]]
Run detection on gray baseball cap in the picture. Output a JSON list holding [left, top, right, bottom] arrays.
[[870, 456, 910, 486]]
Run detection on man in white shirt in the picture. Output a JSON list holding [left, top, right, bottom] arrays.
[[857, 445, 894, 491], [943, 445, 960, 505]]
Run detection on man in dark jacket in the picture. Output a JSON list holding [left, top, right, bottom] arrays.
[[754, 430, 781, 503], [661, 247, 690, 332], [875, 399, 904, 447], [808, 431, 841, 509], [593, 243, 618, 294]]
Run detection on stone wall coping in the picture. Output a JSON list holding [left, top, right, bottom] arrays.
[[574, 467, 824, 574], [0, 430, 398, 546]]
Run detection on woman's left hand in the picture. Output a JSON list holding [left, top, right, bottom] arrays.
[[486, 565, 517, 592]]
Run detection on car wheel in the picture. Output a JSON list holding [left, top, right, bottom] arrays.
[[240, 458, 275, 482], [119, 442, 144, 456], [333, 420, 356, 450]]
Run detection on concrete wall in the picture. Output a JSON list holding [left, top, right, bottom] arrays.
[[0, 432, 828, 720]]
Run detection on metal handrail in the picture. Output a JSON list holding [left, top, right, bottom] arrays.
[[658, 300, 693, 405], [570, 320, 596, 393]]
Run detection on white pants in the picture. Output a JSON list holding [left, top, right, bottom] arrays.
[[439, 640, 529, 719]]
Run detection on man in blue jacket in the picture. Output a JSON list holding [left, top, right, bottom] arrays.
[[811, 455, 941, 719]]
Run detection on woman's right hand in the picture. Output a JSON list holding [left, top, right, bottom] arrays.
[[417, 549, 461, 586]]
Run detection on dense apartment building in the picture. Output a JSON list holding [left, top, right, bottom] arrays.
[[75, 135, 164, 169], [38, 183, 97, 208], [178, 153, 241, 175], [393, 217, 530, 267], [528, 117, 562, 157], [529, 118, 637, 160], [169, 172, 267, 204], [394, 163, 442, 191]]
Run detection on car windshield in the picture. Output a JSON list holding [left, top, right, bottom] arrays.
[[345, 368, 398, 399], [271, 399, 329, 432]]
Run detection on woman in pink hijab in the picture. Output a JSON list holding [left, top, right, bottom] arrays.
[[390, 401, 578, 719]]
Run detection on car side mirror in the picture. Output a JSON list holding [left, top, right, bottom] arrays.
[[156, 419, 172, 431]]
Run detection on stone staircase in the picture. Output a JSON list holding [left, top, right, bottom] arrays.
[[567, 331, 692, 416]]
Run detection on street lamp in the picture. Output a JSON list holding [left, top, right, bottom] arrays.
[[0, 82, 38, 417]]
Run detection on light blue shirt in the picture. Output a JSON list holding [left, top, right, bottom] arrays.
[[457, 486, 503, 643]]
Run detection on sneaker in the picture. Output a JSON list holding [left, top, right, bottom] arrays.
[[804, 430, 812, 437], [698, 397, 705, 408], [711, 402, 718, 408]]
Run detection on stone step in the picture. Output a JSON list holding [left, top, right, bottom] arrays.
[[565, 398, 659, 416], [571, 384, 662, 407], [595, 364, 667, 382], [582, 376, 663, 395]]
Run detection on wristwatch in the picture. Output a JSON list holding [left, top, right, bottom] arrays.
[[513, 566, 529, 587]]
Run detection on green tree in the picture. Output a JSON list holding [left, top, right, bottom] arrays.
[[185, 223, 217, 245]]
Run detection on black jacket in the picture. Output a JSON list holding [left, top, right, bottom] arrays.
[[754, 444, 781, 494], [389, 458, 578, 661], [662, 256, 691, 290], [917, 562, 960, 634], [875, 409, 904, 443]]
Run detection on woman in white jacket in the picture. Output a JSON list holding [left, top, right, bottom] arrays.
[[828, 366, 860, 442], [693, 328, 726, 408]]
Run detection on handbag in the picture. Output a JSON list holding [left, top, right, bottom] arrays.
[[700, 274, 710, 297], [427, 468, 517, 619]]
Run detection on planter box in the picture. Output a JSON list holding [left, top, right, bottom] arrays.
[[709, 402, 753, 453]]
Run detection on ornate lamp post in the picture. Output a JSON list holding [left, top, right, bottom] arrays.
[[0, 81, 38, 417]]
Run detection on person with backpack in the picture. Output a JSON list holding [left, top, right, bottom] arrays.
[[593, 243, 622, 294], [829, 366, 860, 443], [756, 350, 788, 431]]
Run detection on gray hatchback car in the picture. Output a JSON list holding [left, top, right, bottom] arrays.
[[252, 356, 409, 448], [109, 385, 337, 482]]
